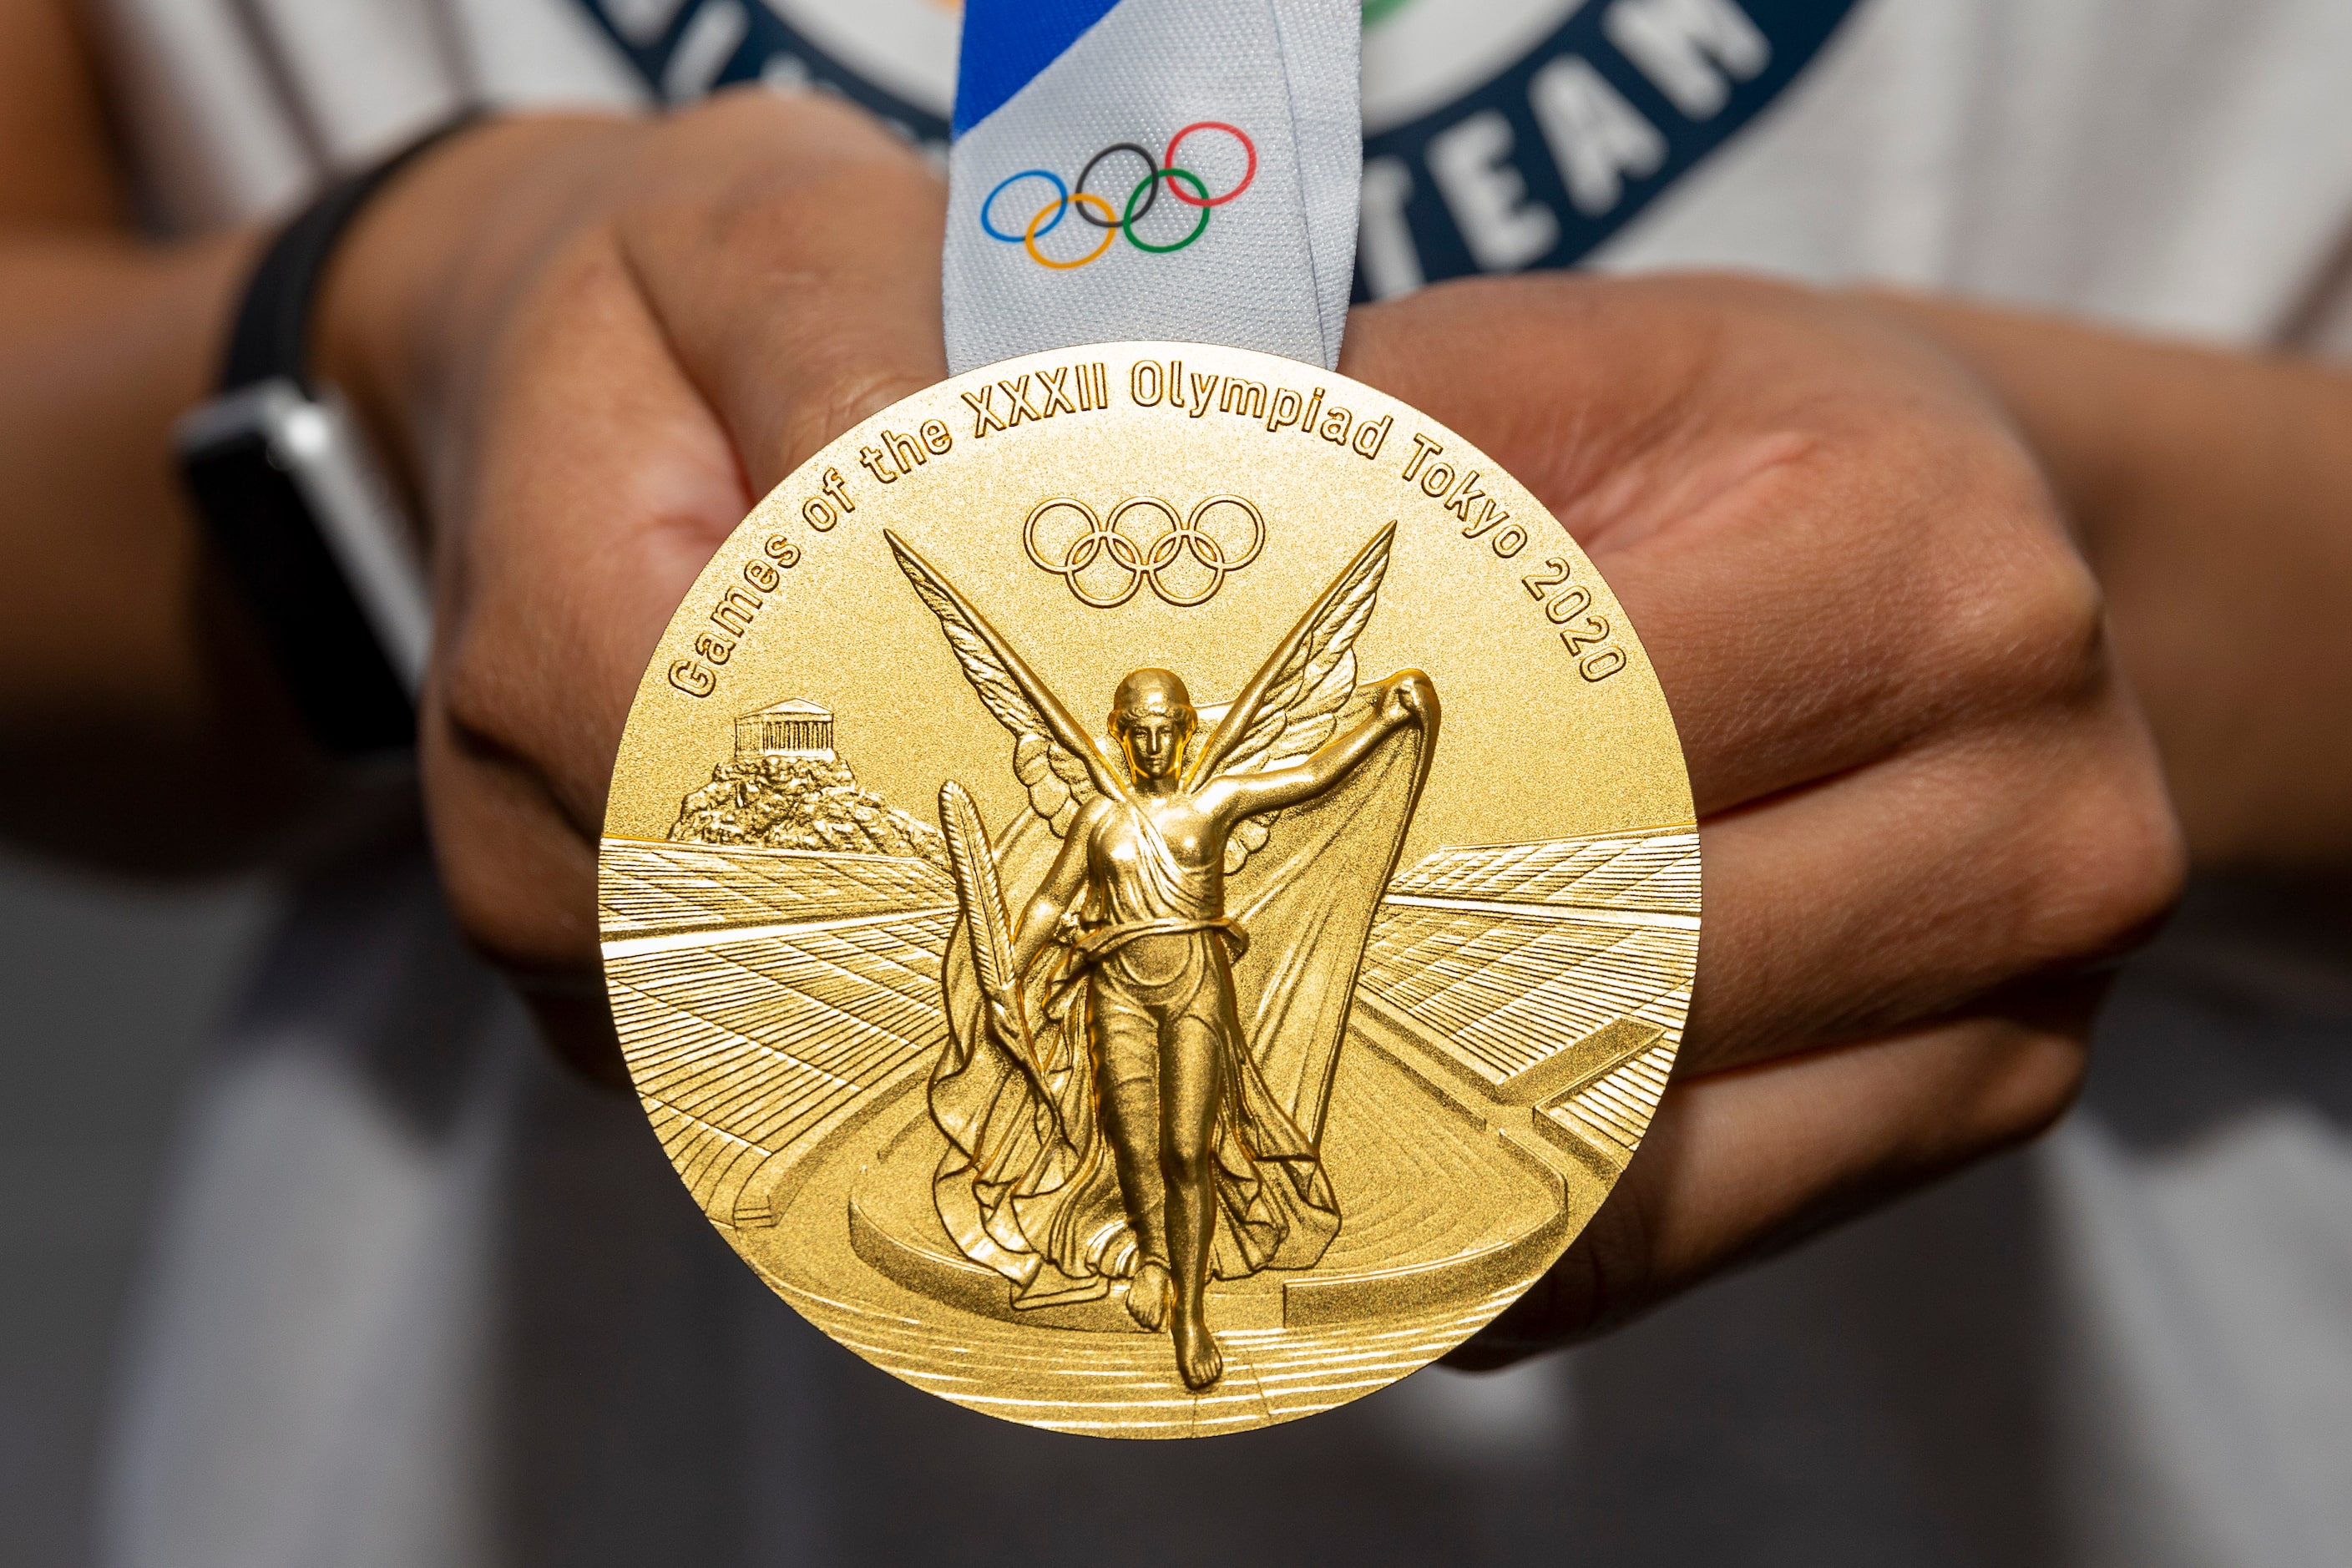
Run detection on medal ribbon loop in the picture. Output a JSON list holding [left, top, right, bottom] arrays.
[[946, 0, 1362, 374]]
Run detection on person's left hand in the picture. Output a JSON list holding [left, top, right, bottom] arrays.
[[1338, 272, 2183, 1356]]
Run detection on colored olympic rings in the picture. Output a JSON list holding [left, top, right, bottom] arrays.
[[981, 169, 1065, 242], [1122, 169, 1209, 253], [1075, 142, 1159, 229], [1162, 121, 1257, 207], [981, 123, 1256, 269], [1024, 494, 1267, 609], [1026, 191, 1117, 270]]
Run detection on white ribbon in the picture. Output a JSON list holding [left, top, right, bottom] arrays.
[[944, 0, 1362, 376]]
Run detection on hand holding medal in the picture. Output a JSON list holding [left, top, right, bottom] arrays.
[[312, 4, 2174, 1434], [579, 0, 2173, 1430]]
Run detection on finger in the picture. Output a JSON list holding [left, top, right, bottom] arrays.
[[1597, 432, 2085, 820], [613, 92, 949, 493], [433, 98, 950, 1000], [1345, 273, 2086, 817], [1678, 682, 2179, 1077], [1345, 271, 2000, 550], [1445, 977, 2100, 1368], [426, 230, 747, 976]]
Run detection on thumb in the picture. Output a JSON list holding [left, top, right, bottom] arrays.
[[611, 91, 950, 493]]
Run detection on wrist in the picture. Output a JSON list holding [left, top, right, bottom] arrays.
[[1848, 286, 2352, 866], [1843, 289, 2144, 554]]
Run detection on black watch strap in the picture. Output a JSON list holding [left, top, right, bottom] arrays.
[[178, 115, 476, 760], [220, 114, 482, 392]]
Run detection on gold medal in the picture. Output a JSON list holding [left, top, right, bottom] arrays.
[[600, 341, 1696, 1436]]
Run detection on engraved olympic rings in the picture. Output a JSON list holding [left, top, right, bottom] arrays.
[[980, 123, 1256, 269], [1024, 494, 1267, 608]]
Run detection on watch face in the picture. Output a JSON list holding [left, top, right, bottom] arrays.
[[599, 342, 1697, 1435], [177, 411, 416, 756]]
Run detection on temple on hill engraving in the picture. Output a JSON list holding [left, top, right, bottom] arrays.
[[736, 698, 836, 761]]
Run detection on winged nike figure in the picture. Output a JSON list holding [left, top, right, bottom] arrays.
[[889, 525, 1439, 1391]]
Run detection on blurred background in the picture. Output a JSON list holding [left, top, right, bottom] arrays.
[[6, 841, 2308, 1567], [0, 858, 277, 1567]]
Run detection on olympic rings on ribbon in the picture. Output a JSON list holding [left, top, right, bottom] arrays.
[[980, 124, 1256, 269], [1026, 192, 1117, 270], [1024, 494, 1267, 608], [981, 169, 1065, 242], [1122, 168, 1210, 253], [1075, 143, 1159, 229], [1162, 122, 1256, 207]]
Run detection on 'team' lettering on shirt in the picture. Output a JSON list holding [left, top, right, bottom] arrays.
[[1363, 0, 1777, 294]]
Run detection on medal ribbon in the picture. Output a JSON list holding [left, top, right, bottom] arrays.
[[945, 0, 1362, 375]]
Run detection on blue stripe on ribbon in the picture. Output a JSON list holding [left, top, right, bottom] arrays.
[[953, 0, 1124, 138]]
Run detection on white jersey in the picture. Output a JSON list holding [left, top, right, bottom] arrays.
[[86, 3, 2352, 1565]]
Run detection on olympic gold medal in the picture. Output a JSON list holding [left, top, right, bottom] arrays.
[[600, 342, 1697, 1436]]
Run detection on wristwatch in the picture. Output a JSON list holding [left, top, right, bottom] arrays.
[[173, 119, 473, 758]]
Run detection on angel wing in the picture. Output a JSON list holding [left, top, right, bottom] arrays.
[[886, 532, 1128, 837], [1186, 524, 1397, 873]]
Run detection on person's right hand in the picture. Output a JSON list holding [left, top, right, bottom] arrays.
[[317, 92, 953, 1081]]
